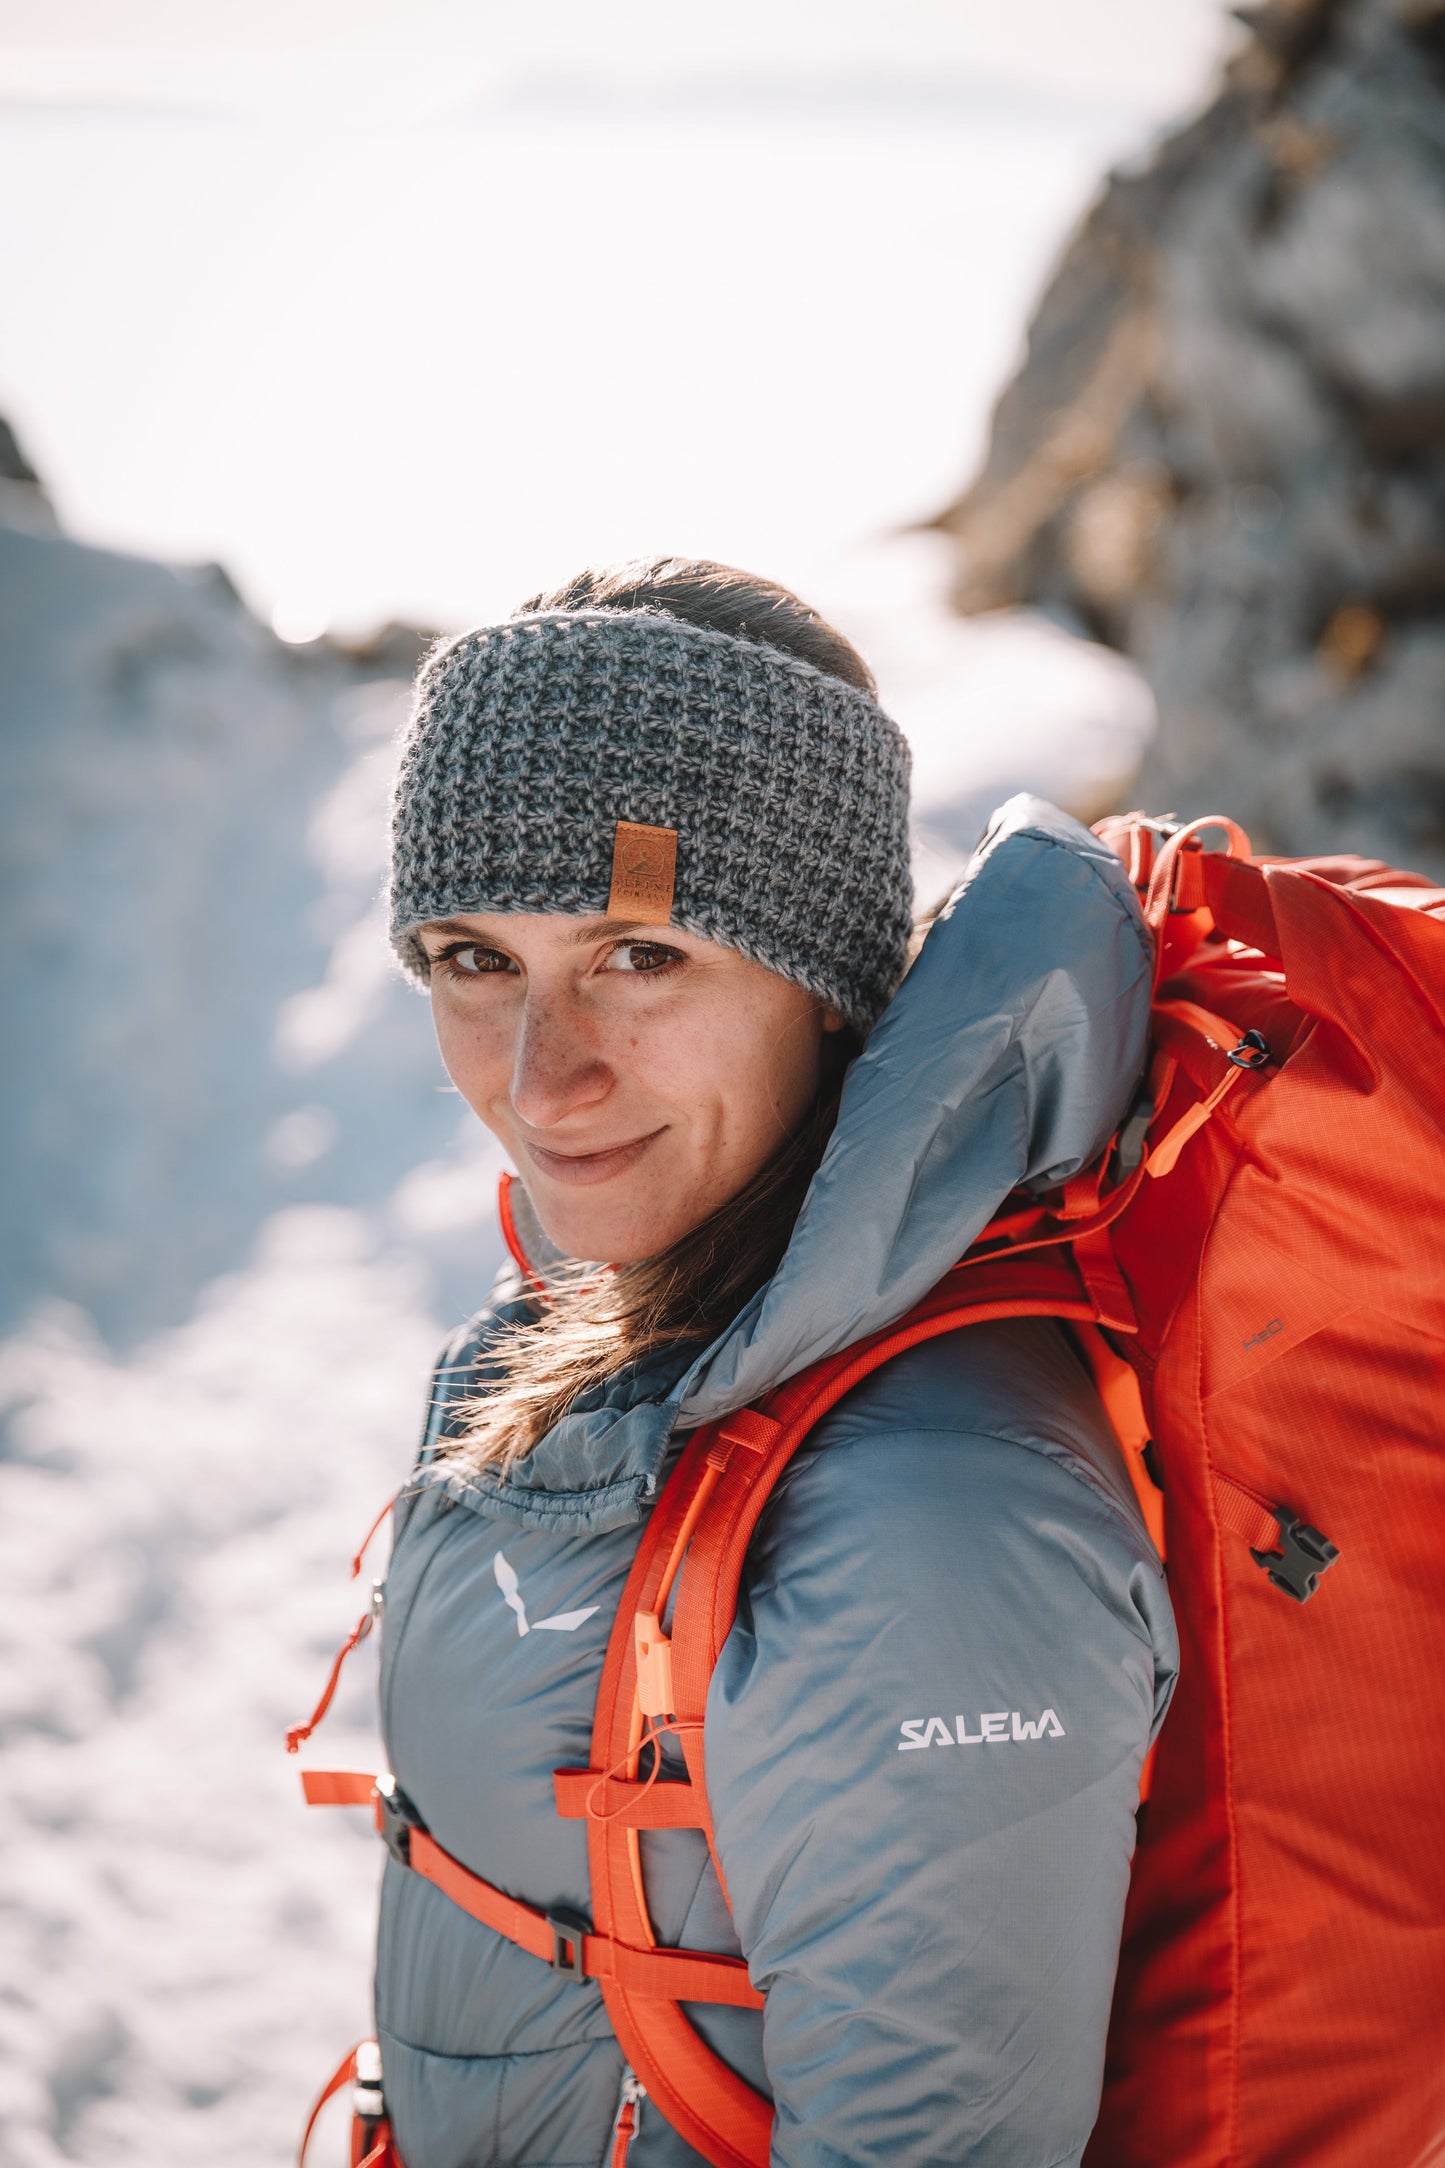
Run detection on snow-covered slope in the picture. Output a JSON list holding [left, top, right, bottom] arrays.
[[0, 512, 507, 1349], [0, 1216, 438, 2167]]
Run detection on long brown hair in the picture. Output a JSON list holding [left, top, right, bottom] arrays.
[[448, 558, 872, 1474]]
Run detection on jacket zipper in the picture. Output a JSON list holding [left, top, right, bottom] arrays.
[[609, 2067, 645, 2167]]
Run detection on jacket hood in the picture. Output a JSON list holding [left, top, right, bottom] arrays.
[[430, 795, 1153, 1534]]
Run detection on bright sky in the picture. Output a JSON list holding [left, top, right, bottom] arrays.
[[0, 3, 1232, 112], [0, 2, 1236, 635]]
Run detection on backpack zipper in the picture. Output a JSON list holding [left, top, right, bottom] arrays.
[[609, 2067, 645, 2167]]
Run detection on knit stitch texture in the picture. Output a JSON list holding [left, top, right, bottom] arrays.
[[388, 609, 913, 1032]]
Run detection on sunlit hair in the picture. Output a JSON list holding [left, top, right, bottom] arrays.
[[445, 555, 872, 1474], [515, 554, 877, 694]]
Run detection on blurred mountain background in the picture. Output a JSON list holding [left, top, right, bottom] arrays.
[[2, 0, 1441, 2161], [937, 0, 1445, 875], [0, 437, 498, 1347]]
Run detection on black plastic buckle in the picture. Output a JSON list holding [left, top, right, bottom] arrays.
[[375, 1773, 424, 1867], [1250, 1509, 1340, 1603], [547, 1908, 590, 1981], [1227, 1029, 1271, 1071]]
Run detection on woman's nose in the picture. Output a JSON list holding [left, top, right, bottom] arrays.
[[508, 994, 612, 1130]]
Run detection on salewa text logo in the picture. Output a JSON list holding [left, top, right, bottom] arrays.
[[898, 1710, 1066, 1751], [493, 1550, 599, 1637]]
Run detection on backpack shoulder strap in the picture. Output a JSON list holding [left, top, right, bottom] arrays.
[[668, 1249, 1109, 1809], [568, 1246, 1108, 2168]]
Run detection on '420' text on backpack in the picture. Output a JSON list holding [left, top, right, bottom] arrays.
[[297, 812, 1445, 2168]]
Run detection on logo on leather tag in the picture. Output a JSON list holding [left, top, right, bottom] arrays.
[[608, 821, 677, 924]]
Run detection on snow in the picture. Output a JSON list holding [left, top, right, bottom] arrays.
[[0, 519, 508, 1350], [0, 1215, 437, 2166]]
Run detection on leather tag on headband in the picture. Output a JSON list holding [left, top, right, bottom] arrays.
[[608, 820, 677, 924]]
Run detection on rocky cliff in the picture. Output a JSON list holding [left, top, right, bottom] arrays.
[[934, 0, 1445, 875]]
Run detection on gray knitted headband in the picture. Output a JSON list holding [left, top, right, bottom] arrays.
[[388, 607, 913, 1033]]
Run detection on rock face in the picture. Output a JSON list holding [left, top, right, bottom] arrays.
[[0, 433, 502, 1344], [934, 0, 1445, 876]]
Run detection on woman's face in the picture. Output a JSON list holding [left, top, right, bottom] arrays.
[[419, 912, 844, 1262]]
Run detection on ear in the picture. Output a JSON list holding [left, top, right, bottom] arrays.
[[821, 1004, 847, 1034]]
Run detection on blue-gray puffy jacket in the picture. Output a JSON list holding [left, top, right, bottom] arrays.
[[373, 799, 1179, 2168]]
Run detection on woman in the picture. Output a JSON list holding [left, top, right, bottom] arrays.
[[373, 559, 1177, 2167]]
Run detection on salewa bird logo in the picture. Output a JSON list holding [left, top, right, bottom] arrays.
[[493, 1550, 599, 1637], [897, 1709, 1066, 1750]]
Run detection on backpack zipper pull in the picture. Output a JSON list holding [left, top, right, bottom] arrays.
[[1146, 1031, 1272, 1180], [610, 2067, 645, 2167]]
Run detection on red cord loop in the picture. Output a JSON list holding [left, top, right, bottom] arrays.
[[584, 1721, 702, 1823]]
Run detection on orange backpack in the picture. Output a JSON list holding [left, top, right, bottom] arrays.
[[299, 814, 1445, 2168]]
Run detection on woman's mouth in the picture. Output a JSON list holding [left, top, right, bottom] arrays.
[[522, 1129, 666, 1187]]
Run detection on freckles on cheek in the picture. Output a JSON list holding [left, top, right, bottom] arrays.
[[433, 999, 506, 1111], [683, 1036, 758, 1167]]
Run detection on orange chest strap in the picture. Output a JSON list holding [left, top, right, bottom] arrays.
[[299, 1768, 761, 2009]]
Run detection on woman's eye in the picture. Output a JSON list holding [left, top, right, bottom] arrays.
[[605, 941, 683, 975], [438, 945, 514, 978]]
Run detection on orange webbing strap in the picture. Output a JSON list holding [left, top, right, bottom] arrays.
[[669, 1255, 1103, 1781], [937, 1111, 1162, 1280], [1074, 1325, 1165, 1564], [298, 1767, 759, 2005], [577, 1249, 1112, 2168], [1141, 815, 1253, 975], [1069, 1225, 1139, 1333], [1098, 806, 1284, 965], [1213, 1471, 1283, 1555], [582, 1424, 777, 2168], [301, 1768, 381, 1807], [354, 2136, 398, 2168], [299, 2043, 361, 2168], [299, 2037, 403, 2168], [1202, 851, 1280, 958], [553, 1768, 708, 1828], [1072, 1326, 1166, 1808], [407, 1822, 762, 2006]]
